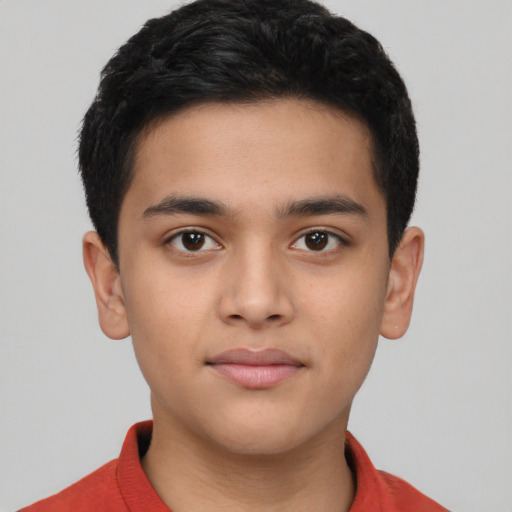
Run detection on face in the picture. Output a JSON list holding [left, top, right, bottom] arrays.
[[113, 99, 396, 454]]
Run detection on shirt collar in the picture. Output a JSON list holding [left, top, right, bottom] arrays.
[[116, 421, 394, 512]]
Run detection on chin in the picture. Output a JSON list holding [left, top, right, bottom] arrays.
[[202, 416, 319, 457], [214, 433, 305, 457]]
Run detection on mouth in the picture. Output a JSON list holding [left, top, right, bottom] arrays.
[[206, 348, 305, 389]]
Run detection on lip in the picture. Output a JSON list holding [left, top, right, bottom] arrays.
[[206, 348, 304, 389]]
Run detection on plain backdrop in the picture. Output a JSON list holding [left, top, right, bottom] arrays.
[[1, 1, 511, 511]]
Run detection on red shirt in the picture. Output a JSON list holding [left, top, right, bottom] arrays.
[[20, 421, 448, 512]]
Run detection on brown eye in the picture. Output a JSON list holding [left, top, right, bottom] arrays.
[[169, 231, 219, 252], [304, 231, 328, 251], [181, 232, 205, 250], [292, 230, 345, 253]]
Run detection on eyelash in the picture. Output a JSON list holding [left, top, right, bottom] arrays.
[[291, 229, 347, 254], [164, 228, 348, 255], [165, 229, 221, 254]]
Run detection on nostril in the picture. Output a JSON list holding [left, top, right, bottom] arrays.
[[268, 314, 281, 321]]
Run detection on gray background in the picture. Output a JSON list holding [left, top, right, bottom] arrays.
[[1, 1, 511, 511]]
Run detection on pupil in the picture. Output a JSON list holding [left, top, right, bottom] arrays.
[[306, 232, 328, 250], [182, 232, 205, 250]]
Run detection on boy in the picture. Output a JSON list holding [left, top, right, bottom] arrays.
[[22, 0, 447, 510]]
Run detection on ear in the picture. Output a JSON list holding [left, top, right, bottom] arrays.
[[380, 227, 424, 340], [82, 231, 130, 340]]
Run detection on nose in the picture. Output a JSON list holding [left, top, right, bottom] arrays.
[[217, 243, 295, 329]]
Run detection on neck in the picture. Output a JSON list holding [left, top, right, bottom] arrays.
[[142, 400, 355, 512]]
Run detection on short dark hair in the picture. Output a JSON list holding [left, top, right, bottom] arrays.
[[79, 0, 419, 264]]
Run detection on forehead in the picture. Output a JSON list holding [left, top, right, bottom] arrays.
[[124, 98, 384, 219]]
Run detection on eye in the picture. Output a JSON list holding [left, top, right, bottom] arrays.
[[292, 230, 345, 252], [167, 230, 220, 252]]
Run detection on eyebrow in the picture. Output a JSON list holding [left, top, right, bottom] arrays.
[[278, 195, 367, 218], [143, 194, 367, 219], [143, 196, 228, 218]]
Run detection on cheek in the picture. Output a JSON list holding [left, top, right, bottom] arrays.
[[306, 269, 386, 333], [302, 267, 387, 375], [121, 267, 213, 381], [123, 256, 212, 330]]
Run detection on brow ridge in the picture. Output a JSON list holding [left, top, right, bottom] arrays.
[[279, 195, 367, 218], [143, 195, 228, 218], [143, 194, 367, 219]]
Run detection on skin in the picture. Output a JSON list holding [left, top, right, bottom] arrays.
[[83, 98, 424, 512]]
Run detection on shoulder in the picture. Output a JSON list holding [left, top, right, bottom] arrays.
[[376, 470, 449, 512], [18, 459, 127, 512], [19, 421, 162, 512], [345, 432, 449, 512]]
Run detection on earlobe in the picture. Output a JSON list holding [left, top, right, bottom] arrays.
[[380, 227, 424, 340], [82, 231, 130, 340]]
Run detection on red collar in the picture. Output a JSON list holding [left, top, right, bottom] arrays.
[[116, 421, 171, 512], [115, 421, 444, 512]]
